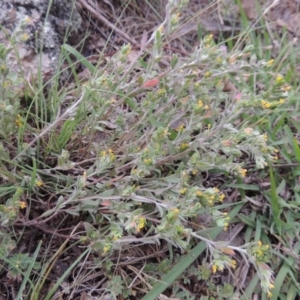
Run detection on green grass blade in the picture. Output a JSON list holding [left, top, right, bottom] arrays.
[[62, 44, 96, 73], [44, 248, 90, 300], [16, 241, 42, 300], [269, 166, 281, 234], [141, 203, 243, 300]]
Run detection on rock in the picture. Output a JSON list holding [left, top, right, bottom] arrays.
[[0, 0, 84, 95]]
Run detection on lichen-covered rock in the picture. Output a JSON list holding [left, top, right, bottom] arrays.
[[0, 0, 83, 94]]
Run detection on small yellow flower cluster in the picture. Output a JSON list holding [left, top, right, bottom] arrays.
[[197, 100, 203, 108], [212, 264, 218, 273], [102, 243, 112, 255], [197, 187, 225, 207], [194, 100, 209, 114], [222, 212, 230, 231], [179, 187, 187, 195], [175, 124, 185, 132], [219, 193, 225, 202], [179, 142, 189, 151], [266, 59, 274, 66], [261, 100, 271, 109], [216, 57, 222, 64], [35, 179, 43, 187], [15, 114, 23, 127], [261, 98, 285, 109], [230, 259, 237, 269], [204, 34, 214, 48], [204, 71, 211, 78], [143, 158, 152, 166], [157, 88, 166, 96], [237, 167, 247, 177], [0, 64, 7, 73], [136, 217, 146, 232], [195, 190, 202, 197], [252, 240, 270, 261], [176, 225, 184, 235], [212, 262, 224, 273], [275, 74, 284, 84], [167, 208, 180, 223], [267, 283, 275, 298], [20, 33, 30, 42], [100, 149, 115, 161], [19, 201, 26, 209], [212, 257, 236, 274]]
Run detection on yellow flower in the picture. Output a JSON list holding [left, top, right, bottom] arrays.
[[275, 74, 284, 84], [138, 217, 146, 230], [143, 158, 152, 165], [196, 190, 202, 197], [35, 180, 43, 187], [267, 291, 272, 298], [204, 71, 211, 78], [261, 100, 271, 109], [230, 260, 237, 269], [175, 124, 185, 132], [197, 100, 203, 108], [20, 33, 30, 42], [179, 143, 189, 151], [103, 244, 111, 254], [172, 208, 180, 214], [266, 59, 274, 66], [108, 149, 115, 161], [180, 188, 187, 195], [216, 57, 222, 64], [212, 264, 217, 273], [19, 201, 26, 209], [239, 168, 247, 177], [257, 240, 262, 246], [15, 114, 23, 127], [224, 222, 229, 231], [219, 193, 225, 202], [279, 99, 285, 104]]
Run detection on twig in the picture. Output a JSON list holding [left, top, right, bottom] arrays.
[[78, 0, 139, 47]]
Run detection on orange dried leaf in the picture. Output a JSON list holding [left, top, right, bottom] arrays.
[[220, 247, 236, 256], [142, 78, 159, 88], [101, 200, 112, 207]]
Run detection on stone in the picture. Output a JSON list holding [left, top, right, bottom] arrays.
[[0, 0, 83, 94]]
